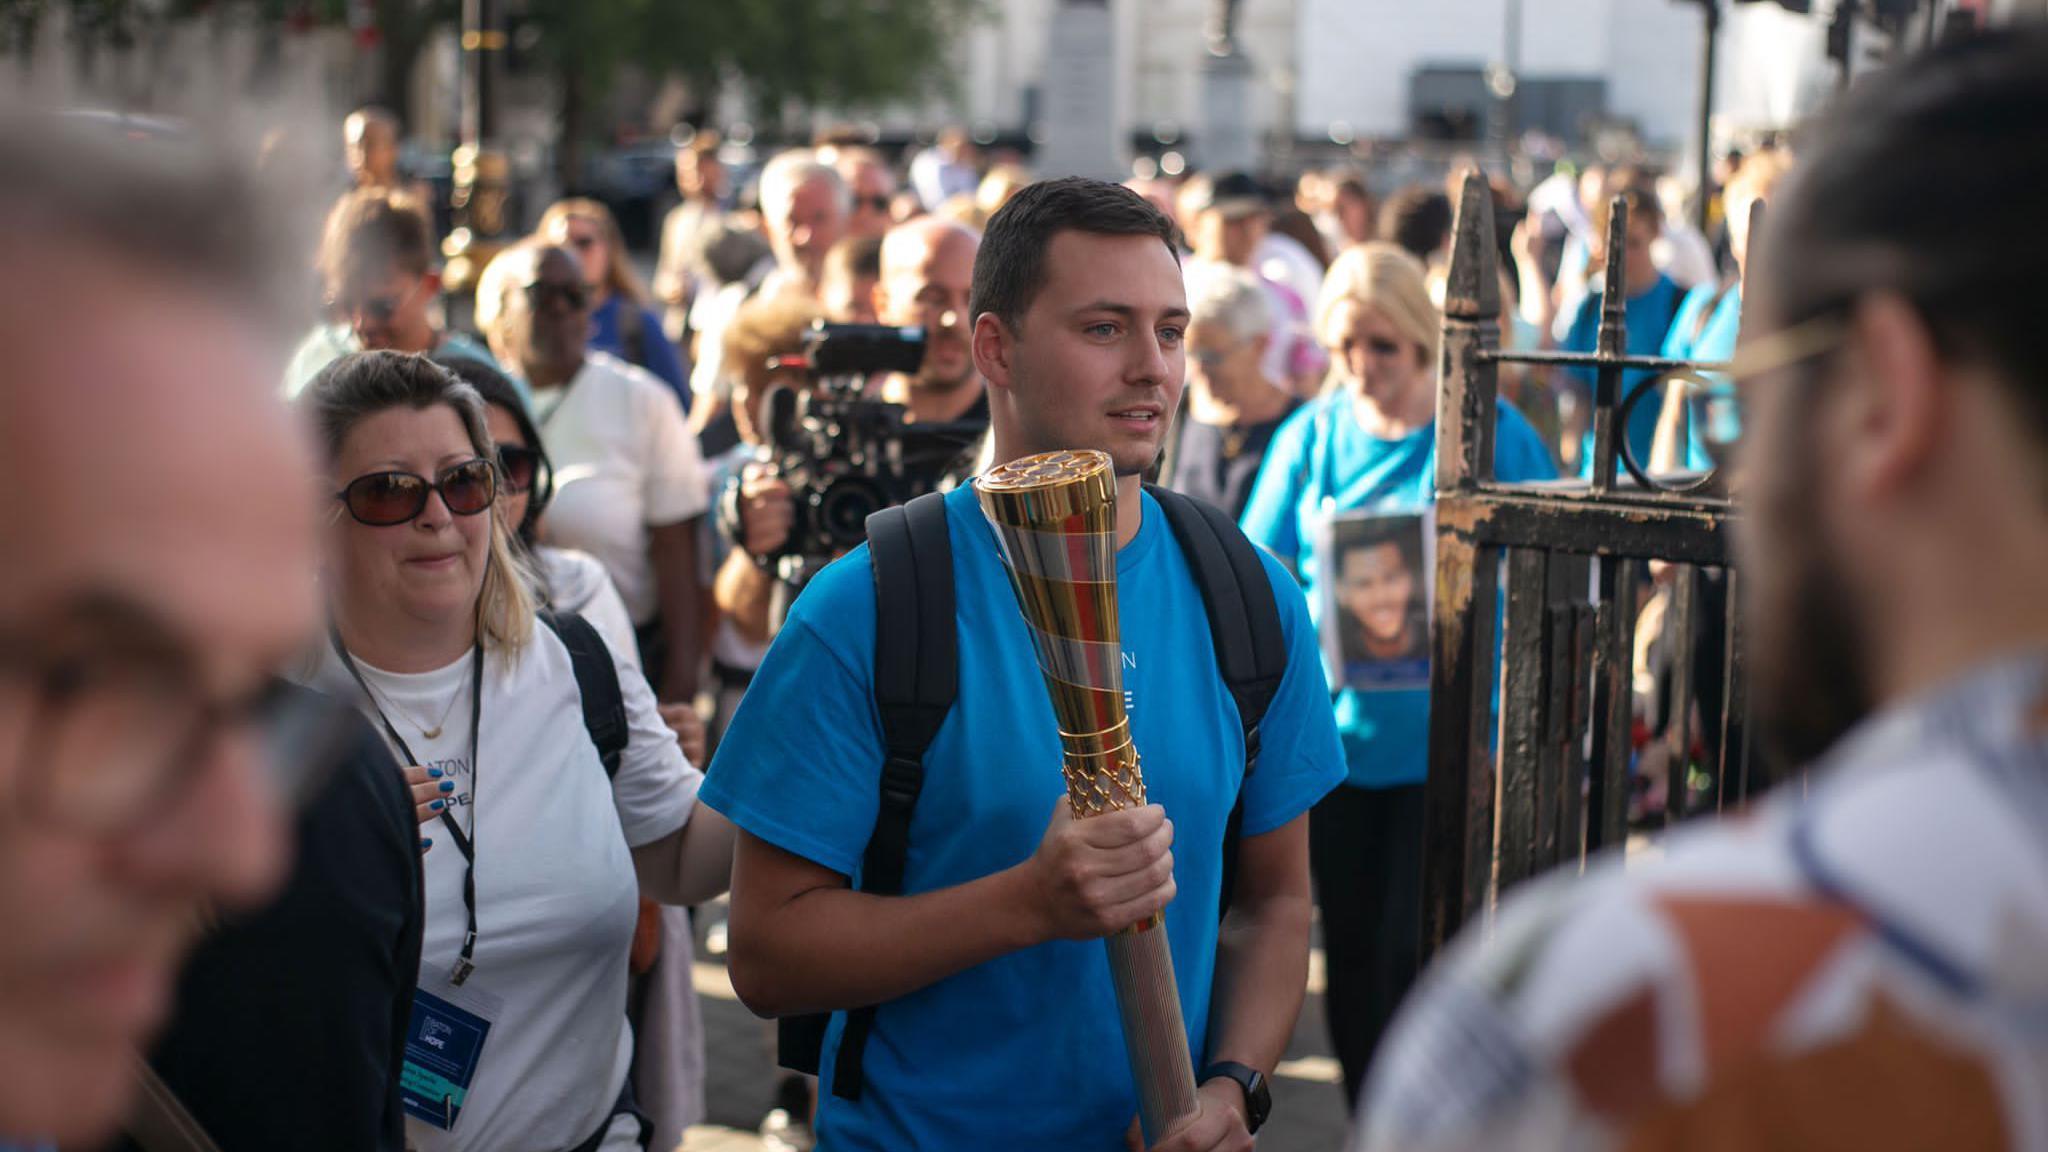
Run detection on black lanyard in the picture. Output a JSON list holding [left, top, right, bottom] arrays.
[[331, 629, 486, 985]]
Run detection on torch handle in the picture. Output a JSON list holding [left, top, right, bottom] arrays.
[[1105, 919, 1200, 1144]]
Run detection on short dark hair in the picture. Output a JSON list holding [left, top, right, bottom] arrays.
[[1378, 187, 1454, 262], [318, 187, 435, 291], [970, 176, 1181, 330], [1764, 26, 2048, 460]]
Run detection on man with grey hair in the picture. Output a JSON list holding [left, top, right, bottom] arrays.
[[687, 149, 850, 418], [758, 149, 850, 299], [1165, 265, 1300, 519], [0, 116, 332, 1147]]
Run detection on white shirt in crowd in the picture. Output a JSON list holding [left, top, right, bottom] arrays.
[[303, 623, 700, 1152], [537, 546, 641, 674], [533, 352, 710, 626], [534, 544, 710, 1144]]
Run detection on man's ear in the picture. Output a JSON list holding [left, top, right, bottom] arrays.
[[423, 269, 443, 295], [972, 312, 1014, 392], [1840, 293, 1943, 503]]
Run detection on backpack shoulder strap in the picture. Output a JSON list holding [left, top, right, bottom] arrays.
[[1148, 486, 1288, 736], [779, 490, 958, 1100], [539, 610, 629, 779], [1146, 485, 1288, 917], [862, 490, 955, 894]]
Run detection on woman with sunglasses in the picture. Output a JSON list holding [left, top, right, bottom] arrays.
[[1238, 243, 1558, 1113], [540, 198, 692, 413], [300, 351, 733, 1152], [441, 355, 713, 1150]]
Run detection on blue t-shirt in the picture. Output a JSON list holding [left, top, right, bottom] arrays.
[[702, 484, 1345, 1151], [1239, 393, 1558, 790], [1661, 281, 1744, 472], [589, 295, 691, 412], [1560, 274, 1685, 478]]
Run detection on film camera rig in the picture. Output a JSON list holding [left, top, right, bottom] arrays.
[[724, 322, 988, 593]]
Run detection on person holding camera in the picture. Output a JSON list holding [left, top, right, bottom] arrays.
[[717, 217, 991, 647], [477, 241, 709, 703], [704, 178, 1346, 1151], [875, 217, 987, 429]]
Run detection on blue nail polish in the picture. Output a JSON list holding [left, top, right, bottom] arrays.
[[430, 799, 446, 811], [420, 838, 433, 852], [428, 767, 443, 779], [439, 780, 455, 793]]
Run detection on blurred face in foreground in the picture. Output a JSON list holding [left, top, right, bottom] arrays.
[[0, 241, 313, 1144]]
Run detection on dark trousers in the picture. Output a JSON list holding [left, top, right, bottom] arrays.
[[1309, 781, 1427, 1113]]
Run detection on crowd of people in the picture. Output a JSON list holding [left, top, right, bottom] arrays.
[[2, 21, 2045, 1152]]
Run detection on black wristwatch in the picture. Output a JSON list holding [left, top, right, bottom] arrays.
[[1198, 1061, 1271, 1134]]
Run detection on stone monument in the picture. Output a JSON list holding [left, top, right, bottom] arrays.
[[1198, 0, 1259, 172], [1037, 0, 1123, 181]]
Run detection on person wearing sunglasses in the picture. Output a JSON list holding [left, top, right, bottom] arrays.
[[820, 145, 899, 241], [283, 187, 506, 402], [539, 199, 692, 414], [441, 356, 713, 1152], [478, 241, 711, 708], [0, 117, 323, 1149], [300, 351, 733, 1152], [1239, 242, 1557, 1114], [1162, 265, 1300, 521]]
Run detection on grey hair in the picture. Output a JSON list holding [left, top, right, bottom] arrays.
[[1187, 265, 1274, 345], [759, 149, 851, 217], [304, 351, 537, 654], [0, 112, 302, 328]]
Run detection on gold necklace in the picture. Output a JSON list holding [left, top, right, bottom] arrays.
[[361, 670, 467, 741]]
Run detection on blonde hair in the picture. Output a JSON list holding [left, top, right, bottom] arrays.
[[720, 292, 826, 444], [1316, 242, 1440, 370], [538, 197, 650, 308], [304, 351, 537, 656]]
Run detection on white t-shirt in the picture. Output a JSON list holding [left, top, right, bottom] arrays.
[[539, 546, 642, 677], [534, 352, 710, 626], [304, 625, 699, 1152]]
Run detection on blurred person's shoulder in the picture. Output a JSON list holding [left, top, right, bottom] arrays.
[[582, 350, 685, 416], [1358, 722, 2048, 1152]]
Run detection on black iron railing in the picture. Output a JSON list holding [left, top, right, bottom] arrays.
[[1420, 171, 1761, 960]]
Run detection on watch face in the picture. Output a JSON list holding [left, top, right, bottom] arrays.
[[1246, 1071, 1271, 1131]]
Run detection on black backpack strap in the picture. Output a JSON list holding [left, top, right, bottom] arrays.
[[1145, 486, 1288, 917], [776, 492, 958, 1099], [539, 610, 629, 779]]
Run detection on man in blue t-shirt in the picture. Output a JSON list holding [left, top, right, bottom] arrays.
[[1559, 184, 1686, 478], [704, 178, 1346, 1151]]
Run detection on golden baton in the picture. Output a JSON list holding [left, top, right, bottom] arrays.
[[975, 449, 1199, 1144]]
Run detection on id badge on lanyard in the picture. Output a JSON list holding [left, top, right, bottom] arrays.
[[401, 972, 503, 1132]]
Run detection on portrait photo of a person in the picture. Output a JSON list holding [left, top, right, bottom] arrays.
[[1321, 511, 1430, 690]]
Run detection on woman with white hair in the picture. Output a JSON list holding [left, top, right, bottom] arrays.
[[1239, 243, 1557, 1113], [1166, 264, 1302, 518]]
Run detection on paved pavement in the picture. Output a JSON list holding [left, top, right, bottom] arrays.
[[677, 900, 1353, 1151]]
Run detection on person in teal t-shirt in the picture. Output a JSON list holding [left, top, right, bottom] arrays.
[[704, 179, 1345, 1151], [1558, 185, 1685, 478], [1654, 148, 1793, 472], [1240, 242, 1557, 1111]]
